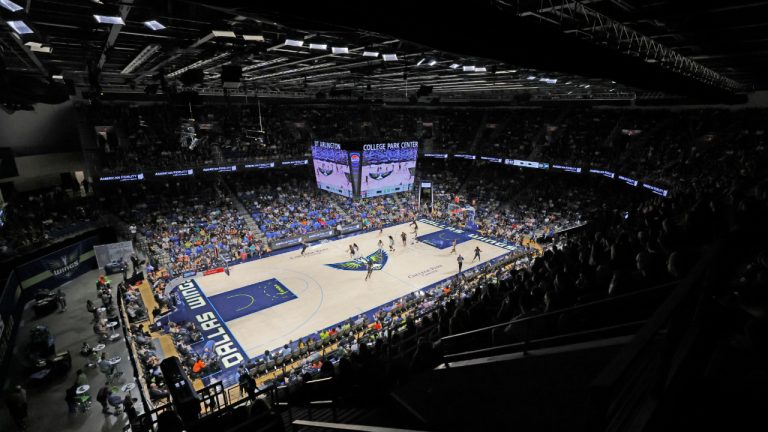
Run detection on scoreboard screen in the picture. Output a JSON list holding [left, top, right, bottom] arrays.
[[311, 142, 353, 197], [360, 141, 418, 198]]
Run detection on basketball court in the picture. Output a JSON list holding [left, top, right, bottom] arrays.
[[176, 220, 518, 364]]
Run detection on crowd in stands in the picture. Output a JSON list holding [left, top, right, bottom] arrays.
[[0, 187, 100, 258]]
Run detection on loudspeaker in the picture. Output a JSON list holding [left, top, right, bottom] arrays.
[[179, 69, 204, 86], [221, 65, 242, 88], [161, 357, 201, 423]]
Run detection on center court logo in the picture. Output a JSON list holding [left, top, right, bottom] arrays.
[[368, 171, 393, 181], [326, 250, 388, 271]]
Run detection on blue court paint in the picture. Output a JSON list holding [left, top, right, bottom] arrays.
[[417, 229, 472, 249], [208, 278, 297, 322]]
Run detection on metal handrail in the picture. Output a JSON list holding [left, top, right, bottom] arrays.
[[441, 282, 675, 348], [443, 320, 646, 363], [292, 420, 430, 432]]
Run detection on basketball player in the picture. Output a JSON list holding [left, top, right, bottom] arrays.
[[410, 219, 419, 235], [472, 246, 482, 262], [349, 244, 356, 259], [300, 238, 309, 256], [457, 254, 464, 273], [450, 239, 457, 254], [377, 239, 384, 253], [388, 235, 395, 253], [365, 259, 374, 281], [353, 243, 360, 256], [401, 232, 407, 248]]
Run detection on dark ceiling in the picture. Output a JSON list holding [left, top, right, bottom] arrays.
[[0, 0, 762, 107]]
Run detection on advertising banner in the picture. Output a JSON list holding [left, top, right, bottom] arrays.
[[15, 236, 98, 292]]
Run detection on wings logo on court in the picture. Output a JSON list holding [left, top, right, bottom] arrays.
[[368, 171, 393, 181], [325, 250, 388, 271]]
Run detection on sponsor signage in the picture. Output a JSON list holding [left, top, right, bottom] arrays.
[[99, 173, 144, 182], [618, 175, 638, 187], [203, 267, 224, 276], [154, 169, 194, 177], [643, 183, 669, 197], [552, 165, 582, 173], [306, 228, 336, 241], [589, 169, 615, 179], [337, 222, 363, 234], [423, 153, 448, 159], [312, 140, 342, 149], [281, 159, 309, 166], [242, 162, 275, 169], [271, 228, 336, 250], [362, 141, 418, 150], [509, 159, 549, 169], [480, 156, 502, 163], [201, 165, 237, 173], [420, 181, 432, 188]]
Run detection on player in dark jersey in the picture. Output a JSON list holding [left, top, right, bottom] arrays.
[[472, 246, 482, 262]]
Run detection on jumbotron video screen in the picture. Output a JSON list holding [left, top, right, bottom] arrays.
[[311, 142, 353, 197], [360, 141, 418, 198]]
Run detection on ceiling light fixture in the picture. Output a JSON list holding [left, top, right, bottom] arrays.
[[331, 46, 349, 54], [428, 59, 437, 66], [417, 58, 426, 66], [93, 15, 125, 25], [143, 20, 165, 31], [462, 65, 476, 72], [382, 53, 398, 61], [362, 50, 379, 57], [475, 66, 487, 72], [243, 35, 265, 42], [212, 30, 236, 38], [309, 43, 327, 50], [0, 0, 23, 12], [285, 38, 304, 47], [7, 20, 33, 34], [449, 63, 460, 69]]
